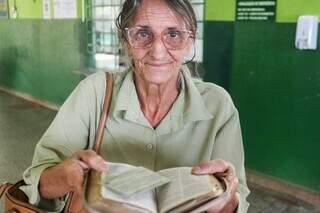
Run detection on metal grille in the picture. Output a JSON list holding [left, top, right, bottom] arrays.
[[87, 0, 123, 54], [191, 0, 204, 62]]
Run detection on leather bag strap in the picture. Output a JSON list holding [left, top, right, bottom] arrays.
[[93, 72, 113, 154], [0, 183, 12, 199], [63, 72, 113, 213]]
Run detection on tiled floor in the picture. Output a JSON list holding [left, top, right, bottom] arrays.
[[0, 90, 319, 212], [247, 183, 318, 212]]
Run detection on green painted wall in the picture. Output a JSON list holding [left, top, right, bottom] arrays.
[[7, 0, 83, 19], [230, 22, 320, 192], [206, 0, 320, 23], [205, 0, 235, 21], [8, 0, 42, 19], [277, 0, 320, 22], [0, 20, 86, 104], [203, 22, 234, 89], [0, 0, 86, 105], [204, 1, 320, 192]]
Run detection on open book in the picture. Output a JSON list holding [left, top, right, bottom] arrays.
[[85, 162, 230, 213]]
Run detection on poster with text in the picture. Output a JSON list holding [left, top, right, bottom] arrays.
[[236, 0, 276, 21]]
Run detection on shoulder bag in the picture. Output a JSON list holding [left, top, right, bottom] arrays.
[[0, 72, 113, 213]]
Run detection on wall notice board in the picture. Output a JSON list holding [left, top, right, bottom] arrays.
[[0, 0, 8, 18], [236, 0, 277, 21]]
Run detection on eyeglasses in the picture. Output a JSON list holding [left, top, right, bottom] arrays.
[[125, 26, 194, 50]]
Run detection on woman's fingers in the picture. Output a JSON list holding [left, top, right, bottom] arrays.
[[192, 160, 240, 213], [229, 174, 239, 195], [73, 150, 108, 172], [76, 159, 90, 173], [192, 159, 239, 197], [191, 159, 229, 175]]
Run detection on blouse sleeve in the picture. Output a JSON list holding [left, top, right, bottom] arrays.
[[210, 110, 250, 213], [20, 75, 104, 212]]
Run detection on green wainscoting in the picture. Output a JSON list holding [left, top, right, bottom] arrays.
[[231, 22, 320, 192], [0, 20, 87, 104], [203, 20, 320, 192], [203, 21, 234, 90]]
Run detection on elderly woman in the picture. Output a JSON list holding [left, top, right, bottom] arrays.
[[21, 0, 250, 212]]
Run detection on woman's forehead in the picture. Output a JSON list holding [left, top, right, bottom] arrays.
[[132, 0, 186, 29]]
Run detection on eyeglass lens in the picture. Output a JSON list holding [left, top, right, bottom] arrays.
[[127, 27, 191, 50]]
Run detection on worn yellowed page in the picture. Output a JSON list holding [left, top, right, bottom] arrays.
[[101, 162, 169, 212], [156, 167, 220, 213], [103, 165, 170, 196]]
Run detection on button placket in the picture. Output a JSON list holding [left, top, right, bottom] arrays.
[[146, 143, 153, 150]]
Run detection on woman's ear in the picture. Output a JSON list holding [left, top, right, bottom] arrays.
[[184, 41, 195, 63]]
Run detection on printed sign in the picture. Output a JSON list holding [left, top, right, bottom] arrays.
[[236, 0, 276, 21]]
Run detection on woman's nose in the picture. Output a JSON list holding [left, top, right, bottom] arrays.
[[148, 36, 168, 60]]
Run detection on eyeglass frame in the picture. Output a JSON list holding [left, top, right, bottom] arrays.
[[124, 26, 195, 50]]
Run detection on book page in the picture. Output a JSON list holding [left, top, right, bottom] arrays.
[[189, 189, 231, 213], [100, 162, 169, 213], [156, 167, 223, 213]]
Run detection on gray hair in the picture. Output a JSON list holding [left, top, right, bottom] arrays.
[[115, 0, 197, 44]]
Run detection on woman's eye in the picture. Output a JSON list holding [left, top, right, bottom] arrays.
[[137, 31, 150, 38], [169, 31, 181, 38]]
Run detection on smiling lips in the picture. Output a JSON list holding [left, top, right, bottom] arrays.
[[146, 62, 172, 67]]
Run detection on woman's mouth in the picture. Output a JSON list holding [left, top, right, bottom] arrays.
[[146, 62, 171, 67]]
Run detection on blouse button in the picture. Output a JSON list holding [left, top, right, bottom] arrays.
[[146, 143, 153, 150]]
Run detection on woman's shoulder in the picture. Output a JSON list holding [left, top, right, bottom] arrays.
[[193, 78, 237, 113], [71, 71, 128, 105], [79, 71, 128, 90], [193, 79, 233, 102]]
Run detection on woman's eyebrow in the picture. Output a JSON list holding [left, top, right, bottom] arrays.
[[135, 25, 150, 28], [167, 27, 179, 30]]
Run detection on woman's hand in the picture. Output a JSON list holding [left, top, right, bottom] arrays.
[[192, 159, 239, 213], [39, 150, 108, 199]]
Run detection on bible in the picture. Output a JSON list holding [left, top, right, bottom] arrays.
[[85, 162, 230, 213]]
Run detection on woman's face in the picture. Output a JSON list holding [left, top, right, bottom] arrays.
[[126, 0, 193, 85]]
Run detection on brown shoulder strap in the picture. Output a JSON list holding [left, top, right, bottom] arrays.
[[0, 182, 12, 199], [93, 72, 113, 154], [64, 72, 113, 213]]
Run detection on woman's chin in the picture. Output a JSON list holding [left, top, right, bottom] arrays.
[[143, 70, 176, 85], [144, 75, 171, 85]]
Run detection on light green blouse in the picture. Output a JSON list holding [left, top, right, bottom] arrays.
[[21, 67, 250, 212]]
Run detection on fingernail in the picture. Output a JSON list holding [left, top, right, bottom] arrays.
[[192, 166, 202, 173]]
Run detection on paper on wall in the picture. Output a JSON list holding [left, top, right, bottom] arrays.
[[43, 0, 51, 19], [54, 0, 77, 19]]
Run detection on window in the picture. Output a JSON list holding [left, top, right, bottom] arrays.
[[86, 0, 124, 71], [191, 0, 204, 62]]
